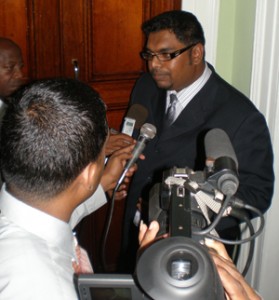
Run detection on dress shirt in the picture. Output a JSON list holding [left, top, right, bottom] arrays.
[[70, 184, 107, 228], [0, 184, 104, 300], [166, 63, 212, 122]]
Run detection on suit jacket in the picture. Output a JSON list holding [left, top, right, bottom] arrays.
[[121, 67, 274, 259]]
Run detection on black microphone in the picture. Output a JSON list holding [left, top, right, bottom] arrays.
[[122, 104, 148, 136], [115, 123, 156, 191], [204, 128, 239, 196]]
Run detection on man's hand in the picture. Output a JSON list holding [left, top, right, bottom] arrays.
[[105, 130, 135, 156], [138, 221, 160, 247], [205, 239, 261, 300], [101, 144, 144, 200]]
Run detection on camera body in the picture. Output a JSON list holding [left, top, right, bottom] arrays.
[[134, 166, 225, 299], [149, 166, 220, 239], [76, 166, 226, 300]]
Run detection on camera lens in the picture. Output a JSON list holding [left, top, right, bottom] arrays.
[[171, 259, 192, 280]]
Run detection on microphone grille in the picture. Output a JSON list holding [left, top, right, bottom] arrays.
[[140, 123, 157, 140]]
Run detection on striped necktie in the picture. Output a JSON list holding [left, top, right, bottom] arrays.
[[165, 93, 178, 127]]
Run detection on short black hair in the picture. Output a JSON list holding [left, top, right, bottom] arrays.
[[142, 10, 205, 46], [0, 78, 108, 199]]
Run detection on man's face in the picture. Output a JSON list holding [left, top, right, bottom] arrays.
[[0, 44, 24, 98], [145, 29, 204, 92]]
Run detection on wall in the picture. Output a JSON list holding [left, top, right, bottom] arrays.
[[182, 0, 256, 97], [216, 0, 256, 97]]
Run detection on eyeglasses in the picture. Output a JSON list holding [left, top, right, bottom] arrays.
[[140, 43, 198, 62]]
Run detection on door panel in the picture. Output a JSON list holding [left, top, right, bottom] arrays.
[[0, 0, 29, 78], [91, 1, 144, 78], [0, 0, 181, 271]]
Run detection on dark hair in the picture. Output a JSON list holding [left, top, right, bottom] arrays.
[[0, 78, 108, 199], [142, 10, 205, 46]]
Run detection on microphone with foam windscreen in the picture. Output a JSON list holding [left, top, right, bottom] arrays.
[[122, 104, 148, 136], [115, 123, 156, 191], [205, 128, 239, 196]]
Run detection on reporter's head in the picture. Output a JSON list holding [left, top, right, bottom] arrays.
[[0, 78, 108, 200]]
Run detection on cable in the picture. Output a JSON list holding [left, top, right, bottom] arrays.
[[100, 187, 117, 272], [193, 194, 232, 236], [212, 202, 265, 244], [204, 210, 264, 246], [222, 208, 255, 276], [240, 216, 255, 277], [194, 195, 265, 245]]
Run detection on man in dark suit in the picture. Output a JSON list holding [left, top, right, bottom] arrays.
[[119, 10, 274, 272]]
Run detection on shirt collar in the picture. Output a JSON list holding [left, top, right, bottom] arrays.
[[0, 184, 75, 257], [167, 62, 212, 105]]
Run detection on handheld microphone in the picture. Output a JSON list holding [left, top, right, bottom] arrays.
[[121, 104, 148, 136], [205, 128, 239, 196], [115, 123, 156, 191]]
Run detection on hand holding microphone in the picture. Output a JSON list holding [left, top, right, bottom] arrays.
[[115, 123, 157, 192], [101, 144, 139, 194]]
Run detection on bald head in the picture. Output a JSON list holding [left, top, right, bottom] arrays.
[[0, 38, 21, 50], [0, 37, 24, 99]]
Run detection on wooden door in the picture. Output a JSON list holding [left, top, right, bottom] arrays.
[[0, 0, 181, 272]]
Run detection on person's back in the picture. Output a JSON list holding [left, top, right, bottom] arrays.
[[0, 194, 78, 299], [0, 78, 108, 299]]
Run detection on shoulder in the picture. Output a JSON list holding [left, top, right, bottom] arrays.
[[0, 231, 76, 299], [205, 68, 260, 115]]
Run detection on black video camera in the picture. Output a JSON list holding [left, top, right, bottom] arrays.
[[148, 166, 226, 240], [75, 166, 226, 300]]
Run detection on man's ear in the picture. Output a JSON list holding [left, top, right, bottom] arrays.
[[191, 43, 204, 64], [80, 162, 101, 193]]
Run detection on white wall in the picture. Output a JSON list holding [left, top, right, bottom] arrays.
[[181, 0, 220, 66], [182, 0, 279, 298]]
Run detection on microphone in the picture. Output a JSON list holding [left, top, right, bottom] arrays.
[[205, 128, 239, 196], [122, 104, 148, 136], [115, 123, 156, 191]]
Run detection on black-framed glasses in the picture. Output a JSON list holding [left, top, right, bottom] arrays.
[[140, 43, 198, 62]]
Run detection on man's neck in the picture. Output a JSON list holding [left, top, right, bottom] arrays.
[[6, 184, 74, 223]]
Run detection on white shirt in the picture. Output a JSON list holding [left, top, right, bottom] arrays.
[[166, 63, 212, 122], [0, 184, 106, 300], [70, 184, 107, 228]]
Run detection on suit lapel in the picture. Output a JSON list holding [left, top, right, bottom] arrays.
[[146, 69, 219, 143], [149, 89, 166, 136], [158, 93, 206, 142]]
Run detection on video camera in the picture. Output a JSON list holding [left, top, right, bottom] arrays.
[[149, 166, 221, 239], [76, 129, 265, 300], [76, 166, 228, 300]]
